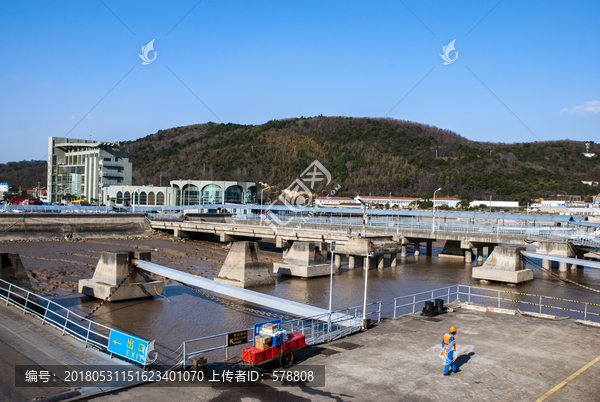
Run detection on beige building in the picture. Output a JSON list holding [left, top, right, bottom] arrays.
[[47, 137, 132, 204]]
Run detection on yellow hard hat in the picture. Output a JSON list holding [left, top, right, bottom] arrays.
[[450, 326, 457, 333]]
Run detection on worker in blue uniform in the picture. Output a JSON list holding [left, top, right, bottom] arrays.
[[442, 326, 458, 375]]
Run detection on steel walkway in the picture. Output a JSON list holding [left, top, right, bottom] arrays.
[[521, 251, 600, 269], [134, 260, 350, 320]]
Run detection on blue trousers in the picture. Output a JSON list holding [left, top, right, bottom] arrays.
[[444, 350, 457, 374]]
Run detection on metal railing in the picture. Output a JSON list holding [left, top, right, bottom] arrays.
[[231, 213, 600, 247], [180, 301, 381, 368], [0, 278, 113, 352], [392, 284, 600, 322]]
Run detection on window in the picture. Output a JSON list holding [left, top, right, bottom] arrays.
[[116, 191, 123, 204]]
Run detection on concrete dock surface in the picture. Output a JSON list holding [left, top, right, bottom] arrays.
[[63, 303, 600, 402], [0, 302, 136, 402]]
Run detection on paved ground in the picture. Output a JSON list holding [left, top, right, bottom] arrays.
[[79, 304, 600, 402], [2, 299, 600, 402], [0, 302, 136, 402]]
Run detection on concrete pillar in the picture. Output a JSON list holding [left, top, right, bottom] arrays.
[[334, 254, 341, 270], [477, 247, 484, 262], [173, 228, 182, 238], [401, 245, 407, 258], [465, 249, 472, 263], [542, 259, 550, 269], [551, 261, 558, 269], [488, 245, 495, 255], [376, 255, 384, 270], [426, 242, 432, 256], [390, 254, 397, 269], [348, 255, 356, 270], [559, 262, 568, 272], [414, 242, 420, 256], [570, 263, 577, 271]]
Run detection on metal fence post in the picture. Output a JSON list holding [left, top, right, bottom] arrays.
[[584, 303, 588, 321], [62, 311, 69, 335], [539, 295, 542, 314], [412, 295, 416, 314], [23, 292, 30, 314], [468, 287, 471, 303], [42, 301, 49, 325], [394, 298, 397, 319], [497, 290, 500, 308], [183, 343, 186, 370], [447, 287, 450, 304], [6, 284, 11, 305], [85, 320, 92, 348]]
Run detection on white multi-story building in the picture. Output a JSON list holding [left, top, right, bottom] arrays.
[[470, 200, 520, 211], [47, 137, 132, 204], [0, 182, 8, 201]]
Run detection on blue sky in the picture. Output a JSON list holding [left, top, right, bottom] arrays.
[[1, 0, 598, 163]]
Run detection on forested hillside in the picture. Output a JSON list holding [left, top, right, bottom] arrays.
[[121, 117, 600, 205], [3, 117, 599, 205]]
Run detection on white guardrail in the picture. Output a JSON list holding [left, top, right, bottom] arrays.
[[0, 278, 113, 352], [180, 302, 381, 367], [393, 284, 600, 322]]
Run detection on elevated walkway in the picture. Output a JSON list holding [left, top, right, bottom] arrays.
[[134, 260, 340, 320], [521, 251, 600, 269]]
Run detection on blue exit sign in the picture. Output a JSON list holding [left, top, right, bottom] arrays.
[[107, 329, 149, 365]]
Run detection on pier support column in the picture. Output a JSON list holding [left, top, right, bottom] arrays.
[[334, 254, 341, 270], [477, 247, 484, 262], [401, 245, 407, 258], [414, 242, 421, 256], [542, 259, 550, 270], [559, 262, 568, 272], [348, 255, 356, 270], [488, 245, 495, 255], [390, 253, 397, 269], [465, 249, 472, 263], [376, 255, 385, 270], [426, 242, 432, 256]]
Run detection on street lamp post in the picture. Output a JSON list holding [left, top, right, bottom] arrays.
[[361, 252, 373, 329], [260, 186, 270, 225], [328, 241, 337, 330], [432, 187, 442, 233], [132, 185, 153, 213]]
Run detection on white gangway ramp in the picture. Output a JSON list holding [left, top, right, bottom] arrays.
[[135, 260, 355, 322]]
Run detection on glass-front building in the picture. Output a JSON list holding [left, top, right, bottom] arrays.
[[47, 137, 132, 204], [105, 181, 260, 207]]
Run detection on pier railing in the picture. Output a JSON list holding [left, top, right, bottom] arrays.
[[0, 278, 113, 353], [180, 301, 381, 368], [232, 213, 600, 247], [393, 284, 600, 322]]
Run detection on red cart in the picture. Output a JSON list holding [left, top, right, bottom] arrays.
[[241, 333, 306, 368]]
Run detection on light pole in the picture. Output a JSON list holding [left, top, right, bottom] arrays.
[[186, 180, 191, 208], [132, 185, 153, 213], [432, 187, 442, 233], [361, 252, 373, 329], [328, 241, 337, 329], [260, 186, 270, 225]]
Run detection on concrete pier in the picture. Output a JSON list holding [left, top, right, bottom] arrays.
[[78, 251, 163, 301], [472, 246, 533, 284], [390, 253, 397, 269], [334, 254, 341, 270], [273, 241, 330, 278], [414, 242, 421, 256], [215, 241, 275, 288], [426, 241, 432, 256], [477, 247, 484, 262], [376, 255, 384, 270], [348, 255, 356, 269]]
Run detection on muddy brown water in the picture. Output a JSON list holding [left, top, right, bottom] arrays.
[[1, 233, 599, 368]]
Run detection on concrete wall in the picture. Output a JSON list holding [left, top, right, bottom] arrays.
[[0, 214, 152, 241]]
